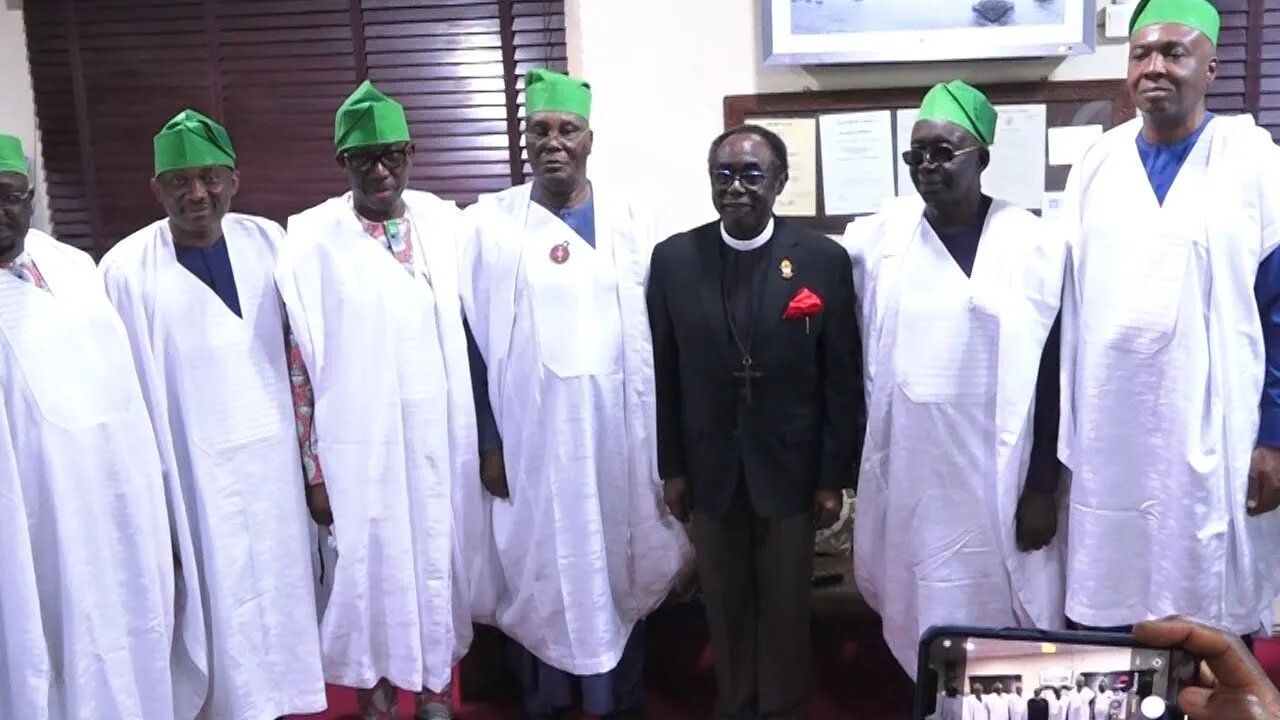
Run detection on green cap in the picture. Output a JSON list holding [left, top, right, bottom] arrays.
[[1130, 0, 1220, 45], [153, 109, 236, 177], [525, 68, 591, 122], [335, 80, 411, 152], [0, 134, 27, 177], [917, 80, 998, 147]]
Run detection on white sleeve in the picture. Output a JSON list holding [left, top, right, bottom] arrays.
[[1057, 164, 1085, 470]]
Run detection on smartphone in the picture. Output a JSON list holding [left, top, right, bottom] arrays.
[[914, 626, 1199, 720]]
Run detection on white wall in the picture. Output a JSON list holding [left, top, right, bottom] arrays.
[[566, 0, 1129, 239], [0, 0, 47, 230], [966, 646, 1134, 690]]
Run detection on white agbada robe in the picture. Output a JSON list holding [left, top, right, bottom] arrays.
[[1092, 690, 1119, 720], [0, 230, 176, 719], [275, 190, 479, 693], [1048, 694, 1067, 720], [1010, 693, 1028, 720], [844, 196, 1067, 677], [964, 694, 987, 720], [457, 182, 692, 675], [100, 214, 327, 719], [1065, 688, 1094, 720], [985, 692, 1012, 720], [1059, 115, 1280, 632]]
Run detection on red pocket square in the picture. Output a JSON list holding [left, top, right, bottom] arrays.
[[783, 287, 823, 319]]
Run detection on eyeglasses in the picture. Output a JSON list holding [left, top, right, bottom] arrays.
[[711, 167, 769, 189], [901, 146, 980, 167], [526, 123, 586, 143], [344, 146, 410, 172]]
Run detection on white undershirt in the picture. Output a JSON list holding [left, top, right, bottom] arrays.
[[720, 216, 775, 252]]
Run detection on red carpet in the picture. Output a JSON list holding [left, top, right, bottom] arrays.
[[294, 606, 1280, 719]]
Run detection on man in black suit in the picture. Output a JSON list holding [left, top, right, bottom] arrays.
[[646, 124, 865, 719], [1027, 688, 1050, 720]]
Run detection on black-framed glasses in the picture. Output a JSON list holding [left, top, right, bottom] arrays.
[[902, 146, 980, 167], [343, 146, 410, 172], [526, 122, 586, 143], [0, 188, 33, 207], [711, 167, 769, 189]]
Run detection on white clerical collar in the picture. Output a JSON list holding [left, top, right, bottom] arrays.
[[720, 217, 774, 252]]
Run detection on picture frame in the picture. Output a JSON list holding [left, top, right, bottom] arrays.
[[1039, 667, 1074, 687], [762, 0, 1099, 66]]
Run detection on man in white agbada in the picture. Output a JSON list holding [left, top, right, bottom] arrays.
[[1090, 680, 1120, 720], [457, 68, 691, 719], [1059, 0, 1280, 639], [986, 682, 1013, 720], [0, 133, 177, 719], [1010, 683, 1029, 720], [1064, 677, 1095, 720], [100, 110, 326, 719], [845, 80, 1067, 678], [276, 81, 479, 720], [966, 684, 988, 720], [1049, 687, 1069, 720]]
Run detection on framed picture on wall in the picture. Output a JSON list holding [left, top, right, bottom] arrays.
[[1039, 667, 1073, 687], [761, 0, 1099, 66]]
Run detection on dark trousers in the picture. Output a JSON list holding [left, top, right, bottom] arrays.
[[507, 622, 645, 719], [692, 485, 815, 720], [1066, 618, 1256, 654]]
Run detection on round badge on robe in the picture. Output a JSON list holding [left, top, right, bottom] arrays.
[[550, 241, 570, 264], [779, 258, 794, 280]]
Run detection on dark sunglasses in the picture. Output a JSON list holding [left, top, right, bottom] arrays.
[[344, 146, 410, 172], [711, 167, 769, 189], [902, 146, 980, 167]]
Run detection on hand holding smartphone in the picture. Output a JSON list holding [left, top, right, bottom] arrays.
[[915, 626, 1199, 720]]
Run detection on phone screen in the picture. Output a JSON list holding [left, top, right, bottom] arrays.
[[917, 630, 1198, 720]]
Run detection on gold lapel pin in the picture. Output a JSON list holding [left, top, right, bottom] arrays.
[[779, 258, 794, 280]]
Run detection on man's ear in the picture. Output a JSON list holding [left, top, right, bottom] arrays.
[[150, 177, 164, 204], [977, 148, 991, 172], [775, 168, 789, 197]]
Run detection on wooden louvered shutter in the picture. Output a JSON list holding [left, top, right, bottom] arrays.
[[214, 0, 357, 223], [512, 0, 569, 179], [1255, 0, 1280, 136], [24, 0, 566, 258], [1207, 0, 1280, 138], [1207, 0, 1250, 115], [24, 0, 218, 253]]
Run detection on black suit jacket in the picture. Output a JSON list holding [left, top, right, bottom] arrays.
[[646, 218, 866, 518]]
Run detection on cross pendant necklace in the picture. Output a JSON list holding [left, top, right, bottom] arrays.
[[721, 257, 767, 407], [733, 355, 763, 405]]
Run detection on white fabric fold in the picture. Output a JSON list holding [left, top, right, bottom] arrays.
[[844, 196, 1067, 678], [0, 230, 177, 719], [276, 191, 476, 693], [1059, 115, 1280, 633], [101, 214, 327, 719], [457, 183, 692, 675]]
